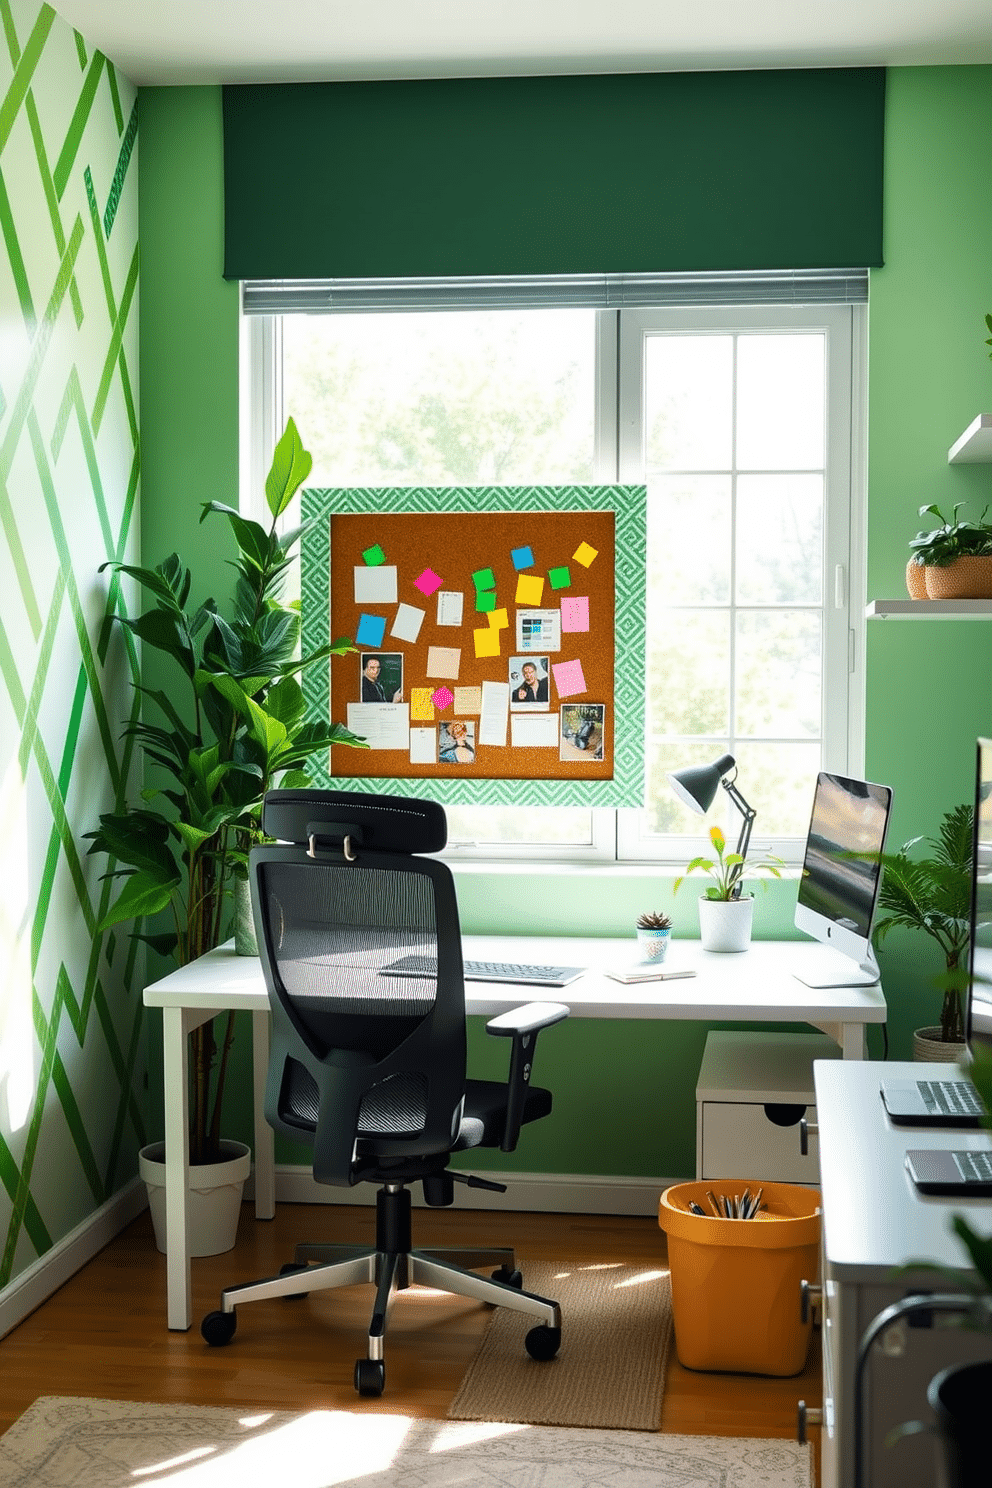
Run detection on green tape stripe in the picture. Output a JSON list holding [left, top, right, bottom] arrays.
[[92, 244, 138, 433], [73, 26, 86, 70], [16, 561, 65, 782], [0, 1133, 52, 1287], [59, 665, 89, 800], [0, 140, 35, 326], [0, 0, 21, 66], [23, 89, 84, 329], [83, 164, 116, 325], [106, 61, 123, 135], [3, 982, 65, 1279], [0, 2, 56, 153], [51, 1050, 104, 1204], [103, 99, 137, 238], [52, 49, 104, 201], [0, 605, 26, 721]]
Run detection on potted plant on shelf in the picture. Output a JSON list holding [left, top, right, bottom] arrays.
[[86, 418, 367, 1253], [635, 910, 672, 963], [673, 825, 783, 954], [867, 802, 973, 1059], [906, 501, 992, 600]]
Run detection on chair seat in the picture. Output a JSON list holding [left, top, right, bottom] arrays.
[[455, 1078, 553, 1151]]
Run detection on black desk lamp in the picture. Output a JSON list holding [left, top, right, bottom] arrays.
[[667, 753, 756, 900]]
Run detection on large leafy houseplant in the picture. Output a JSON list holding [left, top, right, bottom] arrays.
[[869, 803, 973, 1044], [87, 419, 366, 1162]]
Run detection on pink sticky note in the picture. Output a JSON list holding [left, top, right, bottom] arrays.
[[552, 658, 587, 699], [431, 686, 454, 711], [560, 596, 589, 633], [414, 567, 443, 596]]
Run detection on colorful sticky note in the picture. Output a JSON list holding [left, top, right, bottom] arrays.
[[487, 607, 509, 630], [362, 544, 386, 566], [511, 545, 534, 570], [454, 686, 482, 714], [431, 686, 454, 711], [476, 589, 498, 613], [560, 596, 589, 633], [410, 688, 435, 722], [355, 613, 387, 648], [426, 646, 461, 679], [474, 626, 502, 660], [572, 542, 598, 568], [552, 658, 587, 699], [414, 567, 443, 597], [515, 573, 545, 606], [548, 565, 571, 591], [472, 567, 497, 593]]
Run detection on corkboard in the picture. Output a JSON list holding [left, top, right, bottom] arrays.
[[301, 485, 646, 808]]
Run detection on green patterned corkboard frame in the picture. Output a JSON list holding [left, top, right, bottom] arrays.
[[301, 484, 646, 807]]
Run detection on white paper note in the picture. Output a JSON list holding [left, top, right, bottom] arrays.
[[354, 565, 398, 604], [511, 713, 560, 749], [347, 703, 410, 751], [478, 680, 510, 747], [390, 603, 426, 644], [436, 590, 464, 626], [409, 727, 437, 764]]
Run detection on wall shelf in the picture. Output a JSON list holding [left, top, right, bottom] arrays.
[[948, 413, 992, 463], [866, 598, 992, 619]]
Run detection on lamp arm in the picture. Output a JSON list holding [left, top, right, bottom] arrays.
[[721, 779, 756, 898]]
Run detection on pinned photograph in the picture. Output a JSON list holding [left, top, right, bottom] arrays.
[[560, 703, 605, 762], [509, 656, 550, 710], [438, 719, 476, 765], [360, 653, 403, 703]]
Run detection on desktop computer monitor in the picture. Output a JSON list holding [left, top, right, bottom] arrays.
[[793, 771, 893, 987], [967, 737, 992, 1051]]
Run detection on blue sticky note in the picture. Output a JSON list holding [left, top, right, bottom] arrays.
[[511, 545, 534, 570], [356, 613, 386, 648]]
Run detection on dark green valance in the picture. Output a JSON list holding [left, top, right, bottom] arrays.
[[223, 68, 885, 281]]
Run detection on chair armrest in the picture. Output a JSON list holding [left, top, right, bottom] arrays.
[[485, 1001, 569, 1152]]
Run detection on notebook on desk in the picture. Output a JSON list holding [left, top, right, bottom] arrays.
[[905, 1147, 992, 1195], [880, 1074, 984, 1128]]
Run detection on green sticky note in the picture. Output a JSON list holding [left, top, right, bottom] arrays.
[[362, 544, 386, 566], [476, 589, 498, 613], [472, 567, 497, 593], [548, 565, 572, 590]]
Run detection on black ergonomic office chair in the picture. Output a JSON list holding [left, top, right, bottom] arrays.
[[201, 789, 568, 1396]]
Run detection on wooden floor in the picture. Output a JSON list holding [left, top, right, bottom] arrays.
[[0, 1203, 820, 1482]]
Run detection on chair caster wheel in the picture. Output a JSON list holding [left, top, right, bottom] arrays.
[[280, 1261, 308, 1299], [491, 1265, 523, 1289], [201, 1309, 237, 1346], [354, 1358, 386, 1396], [525, 1324, 561, 1361]]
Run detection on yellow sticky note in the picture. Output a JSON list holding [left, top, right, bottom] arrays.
[[515, 573, 545, 606], [474, 626, 502, 659], [410, 688, 435, 722], [487, 607, 509, 631], [572, 541, 598, 568]]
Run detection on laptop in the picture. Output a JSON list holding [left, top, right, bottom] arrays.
[[905, 1146, 992, 1196], [880, 1074, 985, 1128]]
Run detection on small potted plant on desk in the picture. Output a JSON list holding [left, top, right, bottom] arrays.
[[635, 910, 672, 963], [673, 824, 782, 953], [867, 803, 973, 1060]]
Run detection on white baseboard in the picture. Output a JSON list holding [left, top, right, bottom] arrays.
[[0, 1178, 148, 1341], [246, 1166, 670, 1217]]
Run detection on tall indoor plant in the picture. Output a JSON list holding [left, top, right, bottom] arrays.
[[87, 418, 366, 1165]]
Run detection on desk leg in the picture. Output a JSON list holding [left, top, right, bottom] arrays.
[[252, 1009, 275, 1219], [162, 1005, 193, 1332], [839, 1022, 866, 1059]]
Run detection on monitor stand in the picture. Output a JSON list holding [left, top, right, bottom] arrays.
[[792, 944, 881, 989]]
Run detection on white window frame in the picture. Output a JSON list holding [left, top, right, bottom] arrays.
[[240, 294, 867, 869]]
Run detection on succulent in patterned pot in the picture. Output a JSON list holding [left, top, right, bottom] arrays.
[[636, 910, 673, 963]]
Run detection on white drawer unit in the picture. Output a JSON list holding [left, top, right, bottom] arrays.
[[696, 1031, 843, 1183]]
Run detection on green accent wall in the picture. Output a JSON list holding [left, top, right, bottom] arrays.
[[0, 0, 142, 1294], [136, 65, 992, 1185]]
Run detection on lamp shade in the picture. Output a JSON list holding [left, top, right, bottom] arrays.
[[667, 754, 737, 815]]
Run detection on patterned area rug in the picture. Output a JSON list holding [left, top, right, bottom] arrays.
[[0, 1397, 811, 1487]]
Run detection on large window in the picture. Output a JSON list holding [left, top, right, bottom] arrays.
[[242, 290, 866, 864]]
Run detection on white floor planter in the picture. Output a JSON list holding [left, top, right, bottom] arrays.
[[139, 1140, 251, 1257], [697, 895, 754, 953], [913, 1026, 967, 1064]]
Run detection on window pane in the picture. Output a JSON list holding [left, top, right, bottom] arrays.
[[642, 739, 731, 835], [735, 610, 822, 738], [445, 806, 593, 847], [648, 609, 730, 735], [729, 741, 824, 837], [283, 309, 596, 486], [645, 335, 733, 471], [736, 475, 823, 605], [648, 475, 731, 605], [736, 333, 825, 471]]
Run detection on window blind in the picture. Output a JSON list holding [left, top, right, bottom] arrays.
[[223, 69, 885, 282]]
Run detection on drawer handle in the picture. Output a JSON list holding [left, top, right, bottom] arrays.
[[797, 1401, 823, 1444], [799, 1117, 819, 1156], [800, 1280, 822, 1325]]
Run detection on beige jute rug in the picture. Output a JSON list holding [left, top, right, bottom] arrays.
[[0, 1396, 812, 1487], [448, 1259, 674, 1430]]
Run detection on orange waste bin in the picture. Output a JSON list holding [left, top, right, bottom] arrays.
[[658, 1179, 821, 1376]]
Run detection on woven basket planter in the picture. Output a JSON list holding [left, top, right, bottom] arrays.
[[905, 559, 929, 599], [924, 555, 992, 600]]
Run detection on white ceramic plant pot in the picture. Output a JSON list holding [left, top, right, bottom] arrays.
[[139, 1140, 251, 1257], [913, 1026, 966, 1064], [636, 927, 671, 963], [697, 895, 754, 954]]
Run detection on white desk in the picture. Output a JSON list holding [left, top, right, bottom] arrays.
[[144, 935, 886, 1329]]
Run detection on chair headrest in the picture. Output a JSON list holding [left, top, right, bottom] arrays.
[[261, 789, 447, 856]]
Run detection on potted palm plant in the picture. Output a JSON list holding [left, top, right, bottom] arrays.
[[868, 803, 973, 1058], [673, 825, 783, 953], [87, 418, 367, 1252]]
